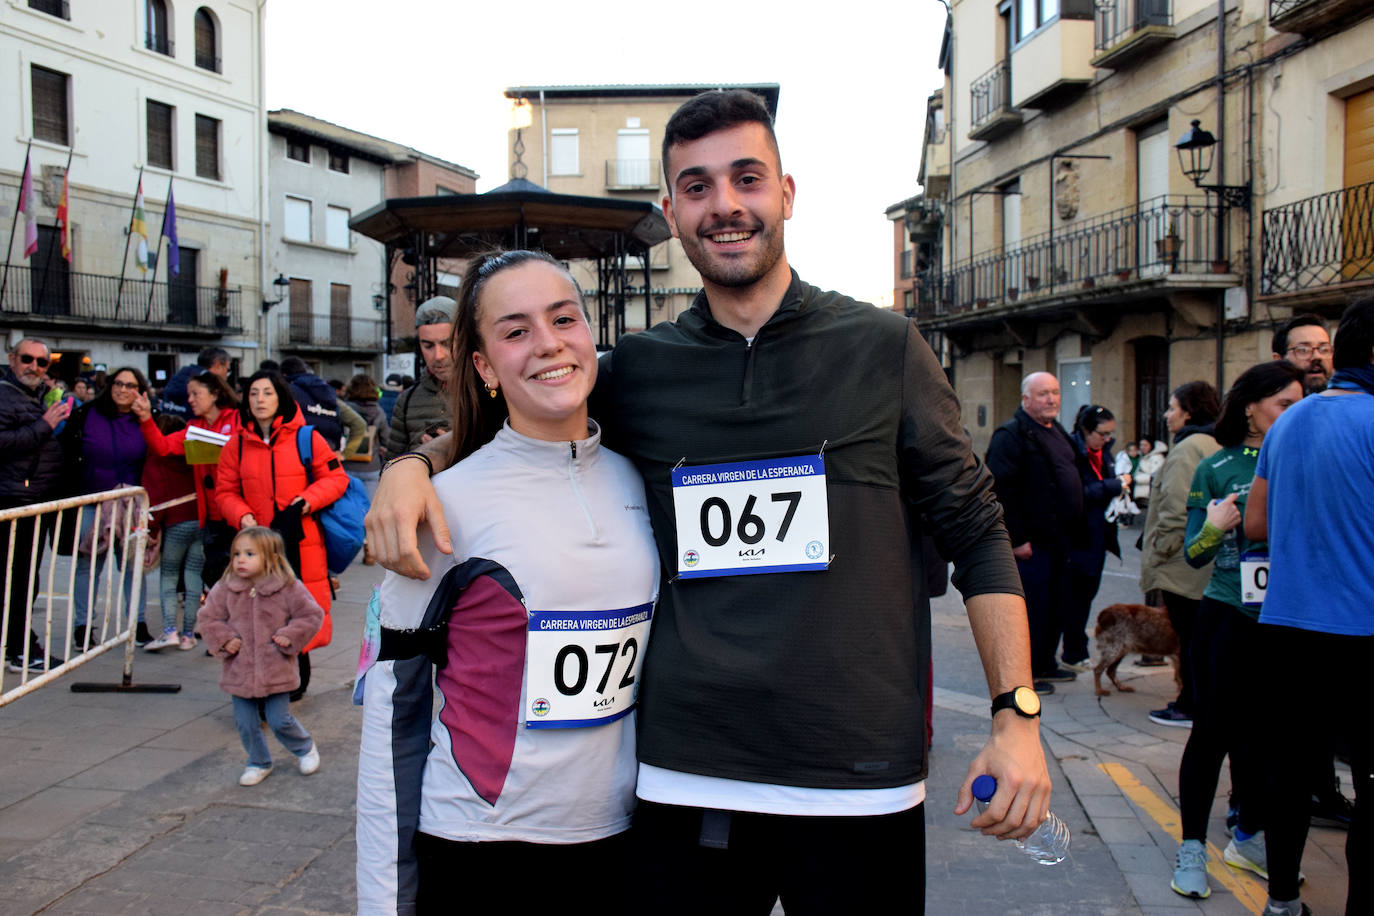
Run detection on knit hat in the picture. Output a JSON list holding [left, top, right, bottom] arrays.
[[414, 296, 456, 328]]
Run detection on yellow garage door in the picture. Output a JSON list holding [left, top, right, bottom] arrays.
[[1342, 88, 1374, 280]]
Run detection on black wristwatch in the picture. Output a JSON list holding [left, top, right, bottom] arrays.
[[990, 686, 1042, 719]]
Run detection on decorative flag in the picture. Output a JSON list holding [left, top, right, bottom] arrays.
[[18, 151, 37, 258], [162, 184, 179, 276], [56, 169, 71, 262], [132, 179, 150, 273]]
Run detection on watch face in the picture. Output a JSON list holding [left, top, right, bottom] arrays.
[[1013, 685, 1041, 716]]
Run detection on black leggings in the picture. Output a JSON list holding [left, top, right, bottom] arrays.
[[630, 801, 927, 915], [1162, 590, 1201, 716], [416, 830, 631, 915], [1259, 624, 1371, 910], [1178, 597, 1261, 841]]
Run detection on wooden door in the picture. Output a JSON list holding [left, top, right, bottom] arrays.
[[1134, 337, 1169, 445], [1342, 88, 1374, 280]]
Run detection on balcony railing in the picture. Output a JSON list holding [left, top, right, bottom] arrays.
[[901, 249, 916, 279], [0, 264, 241, 333], [1270, 0, 1368, 33], [278, 312, 385, 352], [915, 195, 1223, 319], [604, 159, 660, 190], [145, 31, 174, 56], [1261, 180, 1374, 296], [970, 62, 1012, 130], [1094, 0, 1172, 57]]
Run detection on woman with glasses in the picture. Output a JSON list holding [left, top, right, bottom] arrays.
[[1059, 404, 1132, 671], [61, 366, 152, 650]]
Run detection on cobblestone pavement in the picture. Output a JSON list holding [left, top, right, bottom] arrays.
[[0, 539, 1354, 914]]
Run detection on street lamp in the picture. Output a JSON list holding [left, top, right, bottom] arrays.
[[1174, 120, 1250, 209], [261, 273, 289, 312]]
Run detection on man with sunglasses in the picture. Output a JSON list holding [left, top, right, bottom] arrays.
[[0, 338, 71, 672]]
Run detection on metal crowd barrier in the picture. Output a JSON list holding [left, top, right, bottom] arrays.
[[0, 487, 193, 708]]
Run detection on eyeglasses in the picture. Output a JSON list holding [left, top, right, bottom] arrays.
[[110, 380, 141, 390], [17, 353, 50, 368], [1286, 343, 1332, 359]]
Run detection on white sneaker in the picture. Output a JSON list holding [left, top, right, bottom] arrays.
[[177, 634, 197, 651], [239, 765, 272, 786], [298, 744, 320, 775], [144, 630, 180, 652]]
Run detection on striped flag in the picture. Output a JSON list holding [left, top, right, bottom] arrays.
[[162, 184, 179, 276], [18, 151, 37, 258], [56, 168, 71, 262], [131, 178, 150, 272]]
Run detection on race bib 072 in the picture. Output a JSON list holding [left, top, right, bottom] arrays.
[[671, 455, 830, 579], [525, 604, 653, 729]]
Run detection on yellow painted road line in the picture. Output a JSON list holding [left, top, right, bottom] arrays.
[[1098, 761, 1268, 914]]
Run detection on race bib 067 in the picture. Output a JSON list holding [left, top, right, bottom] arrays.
[[671, 455, 830, 579]]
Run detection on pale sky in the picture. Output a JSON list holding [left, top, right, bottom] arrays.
[[264, 0, 949, 308]]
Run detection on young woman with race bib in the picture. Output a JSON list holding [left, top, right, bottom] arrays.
[[355, 250, 658, 915]]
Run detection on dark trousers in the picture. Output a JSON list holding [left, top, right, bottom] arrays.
[[1178, 598, 1262, 841], [1161, 590, 1200, 716], [200, 520, 234, 588], [416, 830, 632, 915], [1017, 541, 1069, 676], [1, 506, 50, 657], [631, 800, 927, 915], [1061, 557, 1105, 664], [1259, 624, 1371, 911]]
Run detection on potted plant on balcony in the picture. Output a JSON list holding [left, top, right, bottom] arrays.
[[1155, 219, 1182, 266], [1027, 274, 1041, 291], [1007, 287, 1019, 301], [214, 268, 230, 329]]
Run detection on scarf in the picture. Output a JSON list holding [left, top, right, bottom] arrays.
[[1329, 364, 1374, 397]]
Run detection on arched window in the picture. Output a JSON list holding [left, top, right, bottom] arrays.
[[194, 8, 219, 72], [145, 0, 171, 56]]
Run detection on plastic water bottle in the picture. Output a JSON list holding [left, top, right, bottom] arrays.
[[971, 774, 1071, 865]]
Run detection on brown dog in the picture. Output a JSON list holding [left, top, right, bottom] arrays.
[[1092, 603, 1181, 697]]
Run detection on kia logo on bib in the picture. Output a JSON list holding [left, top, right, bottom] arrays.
[[738, 548, 766, 560]]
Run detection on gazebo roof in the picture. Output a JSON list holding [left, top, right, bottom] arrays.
[[350, 186, 672, 261]]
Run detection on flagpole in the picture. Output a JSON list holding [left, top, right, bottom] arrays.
[[113, 166, 144, 318], [34, 147, 74, 314], [144, 179, 171, 322], [0, 140, 34, 310]]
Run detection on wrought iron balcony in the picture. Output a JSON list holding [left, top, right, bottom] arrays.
[[604, 159, 660, 191], [918, 195, 1229, 319], [1269, 0, 1371, 36], [969, 61, 1022, 141], [0, 264, 241, 334], [1092, 0, 1174, 69], [1261, 180, 1374, 297], [145, 31, 173, 56], [277, 312, 385, 353]]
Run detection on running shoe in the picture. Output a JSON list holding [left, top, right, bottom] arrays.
[[1310, 782, 1354, 829], [1170, 839, 1211, 899], [1260, 902, 1310, 916], [1033, 681, 1056, 696], [1149, 704, 1193, 728], [178, 634, 197, 651], [298, 744, 320, 775], [1037, 666, 1078, 682], [144, 630, 180, 652], [1060, 656, 1092, 673], [239, 765, 272, 787]]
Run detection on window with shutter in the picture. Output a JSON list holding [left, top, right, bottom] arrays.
[[147, 100, 174, 170], [550, 129, 579, 175], [284, 197, 312, 242], [194, 8, 219, 72], [195, 114, 220, 180], [31, 65, 69, 145], [329, 150, 349, 173], [287, 139, 310, 163], [326, 206, 351, 248], [331, 283, 351, 345]]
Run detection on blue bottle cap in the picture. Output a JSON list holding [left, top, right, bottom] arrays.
[[972, 774, 997, 802]]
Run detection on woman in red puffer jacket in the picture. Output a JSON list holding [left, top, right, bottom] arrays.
[[216, 371, 348, 692]]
